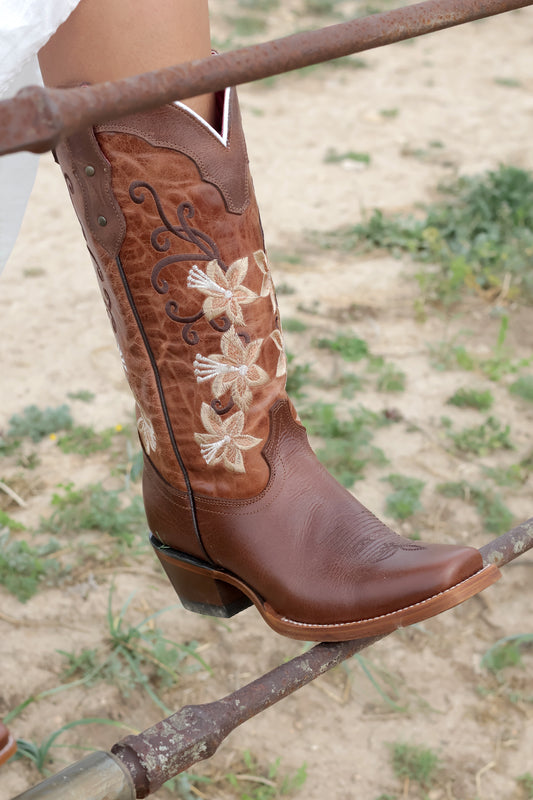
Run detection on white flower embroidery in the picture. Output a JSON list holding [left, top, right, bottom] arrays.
[[254, 249, 277, 313], [194, 403, 261, 473], [137, 407, 157, 454], [270, 329, 287, 378], [193, 327, 268, 411], [187, 257, 258, 325]]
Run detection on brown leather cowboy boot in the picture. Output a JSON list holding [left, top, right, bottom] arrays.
[[54, 88, 500, 641]]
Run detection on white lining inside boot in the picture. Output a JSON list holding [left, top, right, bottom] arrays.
[[173, 86, 230, 147]]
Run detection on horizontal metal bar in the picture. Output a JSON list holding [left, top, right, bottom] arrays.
[[1, 0, 532, 156], [10, 519, 532, 799]]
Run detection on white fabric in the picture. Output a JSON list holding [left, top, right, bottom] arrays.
[[0, 0, 83, 271]]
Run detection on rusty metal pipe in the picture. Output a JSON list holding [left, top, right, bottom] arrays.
[[1, 0, 532, 156], [9, 519, 532, 799]]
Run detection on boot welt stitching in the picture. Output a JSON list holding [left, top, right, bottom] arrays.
[[274, 564, 500, 628]]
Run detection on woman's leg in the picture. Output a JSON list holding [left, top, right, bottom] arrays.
[[38, 0, 215, 124]]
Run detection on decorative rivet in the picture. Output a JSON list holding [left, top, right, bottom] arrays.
[[97, 215, 108, 227], [85, 165, 95, 177]]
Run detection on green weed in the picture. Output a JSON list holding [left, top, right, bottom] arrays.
[[390, 742, 439, 791], [59, 586, 210, 714], [0, 533, 61, 602], [380, 108, 399, 118], [510, 375, 533, 403], [302, 402, 388, 486], [0, 509, 25, 532], [376, 363, 406, 393], [7, 404, 73, 442], [225, 750, 307, 800], [283, 318, 308, 333], [67, 390, 95, 403], [40, 482, 146, 546], [14, 718, 126, 775], [276, 282, 296, 295], [438, 481, 514, 534], [517, 772, 533, 798], [483, 460, 530, 487], [317, 334, 369, 361], [383, 474, 425, 520], [226, 14, 267, 36], [285, 352, 311, 399], [494, 76, 522, 88], [237, 0, 279, 9], [57, 425, 118, 455], [446, 386, 494, 411], [445, 416, 513, 456], [316, 165, 533, 306], [481, 634, 533, 673], [302, 0, 338, 14], [324, 148, 371, 165]]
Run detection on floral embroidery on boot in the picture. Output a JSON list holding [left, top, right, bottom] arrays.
[[187, 257, 258, 325], [193, 327, 268, 411], [194, 403, 262, 472], [137, 407, 157, 454]]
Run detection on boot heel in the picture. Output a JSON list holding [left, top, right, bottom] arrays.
[[151, 536, 252, 618]]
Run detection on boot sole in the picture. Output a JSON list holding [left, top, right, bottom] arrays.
[[150, 534, 501, 641]]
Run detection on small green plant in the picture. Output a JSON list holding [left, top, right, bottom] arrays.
[[517, 772, 533, 798], [283, 318, 308, 333], [376, 363, 406, 393], [446, 386, 494, 411], [302, 402, 388, 486], [0, 533, 61, 602], [40, 482, 146, 546], [67, 390, 95, 403], [0, 509, 25, 532], [446, 416, 513, 456], [379, 108, 399, 118], [483, 460, 530, 487], [510, 375, 533, 403], [225, 750, 307, 800], [384, 474, 425, 520], [238, 0, 279, 9], [7, 404, 73, 442], [316, 165, 533, 306], [285, 352, 311, 399], [317, 334, 369, 361], [494, 76, 522, 88], [438, 481, 514, 534], [481, 634, 533, 673], [390, 742, 439, 791], [227, 14, 267, 36], [57, 425, 118, 455], [59, 586, 210, 714], [324, 148, 371, 165], [14, 718, 126, 775], [302, 0, 337, 14]]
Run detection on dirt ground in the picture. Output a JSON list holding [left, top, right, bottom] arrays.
[[1, 2, 533, 799]]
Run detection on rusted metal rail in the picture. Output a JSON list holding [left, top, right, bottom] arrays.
[[1, 0, 532, 157], [11, 518, 533, 800]]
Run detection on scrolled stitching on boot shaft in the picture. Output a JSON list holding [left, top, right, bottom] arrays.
[[127, 174, 286, 474]]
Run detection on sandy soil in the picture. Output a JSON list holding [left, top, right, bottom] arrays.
[[1, 3, 533, 799]]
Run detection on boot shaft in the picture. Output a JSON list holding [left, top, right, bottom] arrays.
[[55, 88, 288, 500]]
